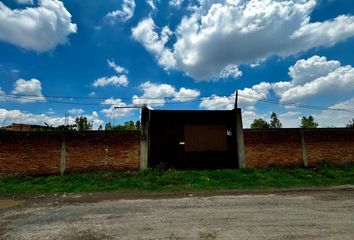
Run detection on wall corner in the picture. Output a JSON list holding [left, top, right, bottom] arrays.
[[235, 108, 246, 168]]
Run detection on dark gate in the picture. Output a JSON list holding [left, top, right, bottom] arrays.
[[147, 110, 238, 169]]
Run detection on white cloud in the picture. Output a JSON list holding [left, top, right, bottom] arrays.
[[93, 75, 128, 87], [273, 56, 354, 102], [131, 17, 176, 69], [169, 0, 184, 8], [46, 108, 56, 115], [288, 56, 341, 86], [0, 108, 67, 126], [15, 0, 34, 5], [11, 79, 46, 103], [68, 108, 85, 115], [200, 82, 271, 110], [0, 0, 77, 52], [106, 0, 136, 23], [107, 59, 127, 74], [173, 87, 200, 102], [87, 111, 104, 129], [314, 97, 354, 127], [272, 98, 354, 128], [277, 111, 302, 128], [146, 0, 157, 11], [329, 97, 354, 112], [199, 94, 235, 110], [93, 60, 129, 88], [133, 0, 354, 81], [220, 64, 242, 79], [0, 109, 103, 129], [100, 98, 134, 119], [242, 110, 269, 129], [317, 97, 354, 126], [132, 81, 200, 106], [132, 81, 176, 106]]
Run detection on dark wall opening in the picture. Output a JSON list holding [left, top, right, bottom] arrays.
[[148, 110, 238, 170]]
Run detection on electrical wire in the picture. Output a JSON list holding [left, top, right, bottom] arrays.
[[1, 92, 354, 113]]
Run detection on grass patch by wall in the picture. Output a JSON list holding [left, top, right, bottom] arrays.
[[1, 165, 354, 194]]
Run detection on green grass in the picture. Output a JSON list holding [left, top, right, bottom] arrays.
[[1, 164, 354, 194]]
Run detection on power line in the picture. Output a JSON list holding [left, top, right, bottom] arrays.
[[0, 92, 199, 100], [1, 92, 354, 113], [237, 93, 354, 113]]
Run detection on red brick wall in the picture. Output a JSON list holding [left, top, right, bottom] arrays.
[[0, 133, 62, 175], [65, 132, 140, 172], [0, 131, 140, 175], [244, 129, 303, 168], [244, 129, 354, 168], [304, 129, 354, 166]]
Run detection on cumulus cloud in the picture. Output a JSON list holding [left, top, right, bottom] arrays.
[[131, 17, 176, 69], [220, 64, 242, 79], [93, 75, 128, 87], [274, 98, 354, 128], [0, 0, 77, 52], [273, 56, 354, 102], [100, 98, 134, 119], [242, 110, 269, 129], [173, 87, 200, 102], [68, 108, 85, 115], [106, 0, 135, 23], [200, 82, 271, 110], [314, 97, 354, 127], [15, 0, 34, 4], [133, 0, 354, 81], [169, 0, 184, 8], [132, 81, 200, 106], [93, 60, 129, 87], [132, 81, 176, 106], [11, 79, 46, 103], [0, 108, 103, 129]]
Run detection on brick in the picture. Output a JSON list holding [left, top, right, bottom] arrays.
[[0, 131, 140, 175]]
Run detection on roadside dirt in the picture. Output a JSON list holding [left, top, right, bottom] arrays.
[[1, 186, 354, 240], [1, 184, 354, 207]]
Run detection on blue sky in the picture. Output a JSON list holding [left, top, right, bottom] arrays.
[[0, 0, 354, 128]]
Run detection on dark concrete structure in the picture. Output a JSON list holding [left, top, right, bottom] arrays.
[[141, 107, 244, 170]]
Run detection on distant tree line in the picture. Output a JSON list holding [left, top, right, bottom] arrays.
[[44, 116, 141, 131], [103, 120, 141, 131], [250, 113, 323, 129], [42, 114, 354, 131], [347, 119, 354, 128]]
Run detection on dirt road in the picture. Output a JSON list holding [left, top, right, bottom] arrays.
[[1, 187, 354, 240]]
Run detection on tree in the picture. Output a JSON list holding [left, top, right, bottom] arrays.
[[135, 120, 141, 130], [105, 121, 139, 131], [55, 124, 75, 131], [112, 121, 136, 131], [300, 115, 319, 128], [346, 118, 354, 128], [270, 112, 282, 128], [74, 116, 92, 131], [250, 118, 270, 129], [105, 122, 112, 130]]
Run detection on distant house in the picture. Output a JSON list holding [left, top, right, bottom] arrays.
[[1, 123, 47, 132]]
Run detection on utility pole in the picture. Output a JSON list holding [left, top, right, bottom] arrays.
[[234, 90, 238, 109], [64, 113, 69, 126]]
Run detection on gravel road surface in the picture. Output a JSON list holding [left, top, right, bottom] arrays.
[[1, 187, 354, 240]]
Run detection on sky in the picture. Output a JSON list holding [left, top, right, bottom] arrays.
[[0, 0, 354, 129]]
